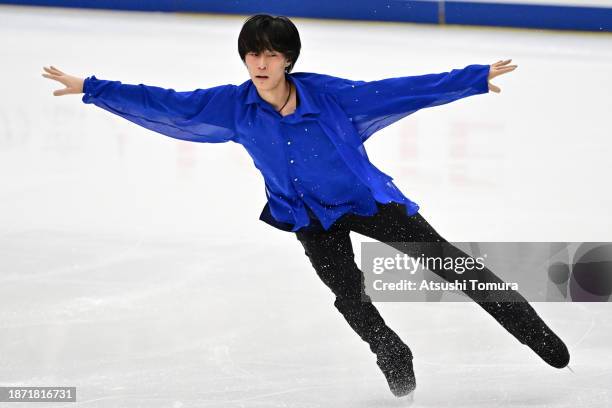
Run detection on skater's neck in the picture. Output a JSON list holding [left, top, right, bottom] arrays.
[[256, 77, 297, 116]]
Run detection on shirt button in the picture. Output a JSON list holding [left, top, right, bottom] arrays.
[[287, 141, 291, 145], [294, 177, 298, 182], [289, 159, 294, 164], [299, 193, 304, 197]]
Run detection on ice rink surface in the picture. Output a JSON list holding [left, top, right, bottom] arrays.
[[1, 4, 611, 407]]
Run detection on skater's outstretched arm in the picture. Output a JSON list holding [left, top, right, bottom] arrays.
[[323, 59, 516, 143], [41, 66, 237, 144]]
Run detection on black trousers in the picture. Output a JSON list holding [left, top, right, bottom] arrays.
[[295, 201, 532, 355]]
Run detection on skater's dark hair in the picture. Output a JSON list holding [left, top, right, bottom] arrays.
[[238, 14, 301, 73]]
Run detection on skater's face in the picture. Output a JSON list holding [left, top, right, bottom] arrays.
[[244, 48, 291, 91]]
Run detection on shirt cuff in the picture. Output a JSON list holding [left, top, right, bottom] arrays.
[[480, 65, 491, 94], [81, 75, 98, 103]]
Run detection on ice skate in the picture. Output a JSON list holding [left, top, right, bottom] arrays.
[[374, 333, 416, 398], [480, 301, 570, 369]]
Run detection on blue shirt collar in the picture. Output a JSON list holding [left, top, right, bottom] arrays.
[[244, 73, 320, 117]]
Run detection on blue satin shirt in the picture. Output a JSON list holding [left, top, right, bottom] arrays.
[[82, 64, 490, 232]]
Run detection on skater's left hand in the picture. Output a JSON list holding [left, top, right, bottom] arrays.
[[488, 59, 517, 93]]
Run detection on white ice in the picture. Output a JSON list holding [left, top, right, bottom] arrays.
[[1, 4, 611, 407]]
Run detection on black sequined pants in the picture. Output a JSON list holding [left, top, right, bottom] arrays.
[[295, 201, 533, 354]]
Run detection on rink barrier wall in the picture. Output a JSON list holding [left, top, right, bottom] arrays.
[[1, 0, 611, 32]]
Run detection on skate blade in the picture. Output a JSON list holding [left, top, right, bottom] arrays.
[[397, 389, 415, 403], [566, 365, 576, 374]]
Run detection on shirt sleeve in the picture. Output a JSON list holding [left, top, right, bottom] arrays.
[[328, 64, 490, 143], [81, 75, 238, 143]]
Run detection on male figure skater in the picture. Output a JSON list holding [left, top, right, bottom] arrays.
[[42, 13, 569, 399]]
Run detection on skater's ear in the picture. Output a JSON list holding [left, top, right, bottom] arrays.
[[238, 14, 301, 73]]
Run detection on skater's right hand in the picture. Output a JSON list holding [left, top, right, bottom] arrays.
[[41, 66, 85, 96]]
